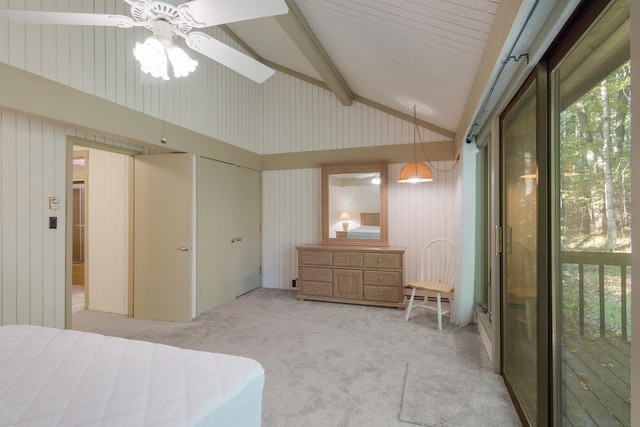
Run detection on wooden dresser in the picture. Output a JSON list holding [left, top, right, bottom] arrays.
[[296, 244, 405, 308]]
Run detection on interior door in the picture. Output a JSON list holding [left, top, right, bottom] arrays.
[[134, 153, 195, 322]]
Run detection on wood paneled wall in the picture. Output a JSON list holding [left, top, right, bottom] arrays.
[[0, 112, 67, 327], [388, 161, 459, 282], [262, 168, 321, 289], [261, 161, 458, 289], [262, 72, 448, 154]]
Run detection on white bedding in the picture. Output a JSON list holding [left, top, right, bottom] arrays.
[[0, 325, 264, 427], [347, 225, 380, 239]]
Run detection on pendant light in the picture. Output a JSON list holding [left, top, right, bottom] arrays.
[[397, 105, 433, 183]]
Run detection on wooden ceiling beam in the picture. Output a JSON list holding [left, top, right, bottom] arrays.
[[276, 0, 354, 106]]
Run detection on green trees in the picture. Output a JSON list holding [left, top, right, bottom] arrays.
[[560, 61, 631, 252]]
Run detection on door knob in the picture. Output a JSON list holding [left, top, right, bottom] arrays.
[[180, 246, 191, 251]]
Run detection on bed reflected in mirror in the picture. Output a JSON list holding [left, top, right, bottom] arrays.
[[321, 161, 388, 246]]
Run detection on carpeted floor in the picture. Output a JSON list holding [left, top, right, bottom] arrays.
[[400, 362, 519, 426], [72, 288, 519, 427]]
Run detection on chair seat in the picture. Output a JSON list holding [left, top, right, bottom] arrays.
[[407, 281, 454, 294], [507, 287, 536, 298]]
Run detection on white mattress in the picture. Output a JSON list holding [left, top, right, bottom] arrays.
[[0, 325, 265, 427]]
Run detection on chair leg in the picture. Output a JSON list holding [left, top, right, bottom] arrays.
[[405, 288, 417, 321], [436, 292, 442, 331], [525, 298, 533, 340]]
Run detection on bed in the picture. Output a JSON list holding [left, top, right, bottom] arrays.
[[347, 212, 381, 239], [0, 324, 264, 426]]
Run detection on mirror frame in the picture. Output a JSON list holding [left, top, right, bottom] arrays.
[[321, 160, 388, 247]]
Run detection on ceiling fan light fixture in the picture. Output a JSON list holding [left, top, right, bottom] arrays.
[[167, 45, 198, 78], [0, 0, 286, 83], [134, 37, 169, 80]]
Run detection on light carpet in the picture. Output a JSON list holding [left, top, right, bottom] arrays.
[[72, 288, 518, 427], [400, 363, 520, 426]]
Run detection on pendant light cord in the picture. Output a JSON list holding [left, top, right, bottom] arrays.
[[413, 105, 459, 172]]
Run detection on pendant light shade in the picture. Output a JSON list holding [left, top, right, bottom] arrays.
[[398, 161, 433, 183], [398, 105, 433, 183]]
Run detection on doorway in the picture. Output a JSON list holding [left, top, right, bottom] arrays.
[[70, 142, 134, 318], [72, 150, 88, 311]]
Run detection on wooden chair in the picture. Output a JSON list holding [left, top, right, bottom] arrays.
[[405, 238, 455, 330], [505, 241, 536, 340]]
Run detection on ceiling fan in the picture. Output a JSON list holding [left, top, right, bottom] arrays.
[[0, 0, 288, 83]]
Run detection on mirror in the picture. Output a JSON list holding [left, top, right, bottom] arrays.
[[321, 161, 388, 246]]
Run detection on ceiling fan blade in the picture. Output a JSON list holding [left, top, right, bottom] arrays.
[[185, 32, 275, 83], [0, 9, 138, 27], [178, 0, 288, 28]]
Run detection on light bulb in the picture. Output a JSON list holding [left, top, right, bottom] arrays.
[[133, 37, 169, 80], [167, 46, 198, 78]]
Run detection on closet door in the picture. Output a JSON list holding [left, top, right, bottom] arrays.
[[230, 164, 261, 296], [197, 158, 261, 315]]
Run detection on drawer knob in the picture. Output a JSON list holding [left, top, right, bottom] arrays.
[[313, 272, 318, 277], [377, 258, 383, 263], [345, 257, 350, 261], [314, 287, 319, 291], [378, 292, 383, 296], [378, 276, 383, 281], [313, 256, 318, 260]]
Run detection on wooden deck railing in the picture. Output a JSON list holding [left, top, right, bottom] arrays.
[[561, 251, 631, 340]]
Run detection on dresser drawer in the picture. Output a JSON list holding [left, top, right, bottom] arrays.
[[333, 252, 363, 267], [363, 253, 401, 269], [300, 251, 332, 266], [300, 267, 332, 282], [364, 285, 401, 303], [300, 281, 333, 297], [363, 270, 400, 287]]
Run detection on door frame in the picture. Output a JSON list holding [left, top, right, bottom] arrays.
[[65, 137, 139, 325]]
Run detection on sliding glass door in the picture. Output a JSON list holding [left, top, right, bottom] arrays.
[[550, 0, 631, 424], [499, 0, 631, 425], [501, 73, 541, 425]]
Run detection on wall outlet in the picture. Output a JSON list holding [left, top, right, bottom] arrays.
[[49, 217, 57, 229], [291, 279, 297, 288]]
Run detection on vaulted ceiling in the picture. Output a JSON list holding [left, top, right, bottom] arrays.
[[0, 0, 516, 148], [224, 0, 503, 140]]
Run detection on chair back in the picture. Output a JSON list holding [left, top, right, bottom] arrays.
[[506, 241, 535, 291], [419, 238, 455, 285]]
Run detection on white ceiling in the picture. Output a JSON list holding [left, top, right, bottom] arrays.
[[227, 0, 501, 136]]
